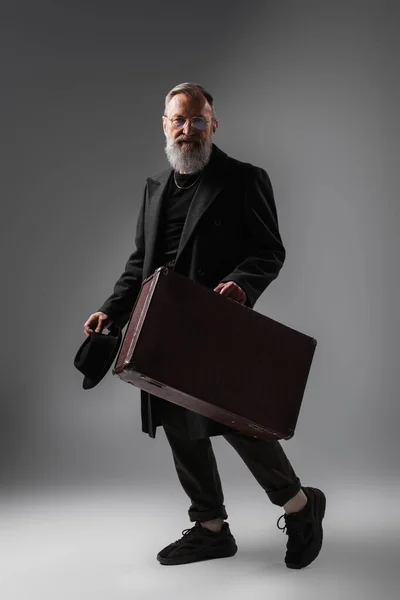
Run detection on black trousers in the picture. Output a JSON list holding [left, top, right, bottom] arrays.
[[159, 400, 302, 524]]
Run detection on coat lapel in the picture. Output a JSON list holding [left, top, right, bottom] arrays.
[[145, 170, 170, 273], [145, 144, 230, 269]]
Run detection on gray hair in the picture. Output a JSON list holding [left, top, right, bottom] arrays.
[[164, 82, 217, 120]]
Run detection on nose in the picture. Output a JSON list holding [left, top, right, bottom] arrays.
[[182, 119, 195, 135]]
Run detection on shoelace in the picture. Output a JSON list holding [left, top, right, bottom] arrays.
[[277, 514, 287, 533], [277, 514, 310, 551], [174, 522, 203, 543], [277, 514, 304, 534]]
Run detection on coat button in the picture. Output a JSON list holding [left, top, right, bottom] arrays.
[[214, 219, 221, 227]]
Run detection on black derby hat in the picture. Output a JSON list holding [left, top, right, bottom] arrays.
[[74, 324, 123, 389]]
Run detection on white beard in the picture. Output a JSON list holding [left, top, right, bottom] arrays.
[[164, 134, 213, 173]]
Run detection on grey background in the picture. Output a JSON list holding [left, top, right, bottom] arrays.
[[1, 0, 399, 494]]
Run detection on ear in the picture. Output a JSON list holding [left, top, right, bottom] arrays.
[[212, 119, 219, 135], [162, 116, 167, 136]]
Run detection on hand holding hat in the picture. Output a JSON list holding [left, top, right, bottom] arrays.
[[84, 311, 113, 337], [74, 312, 123, 389]]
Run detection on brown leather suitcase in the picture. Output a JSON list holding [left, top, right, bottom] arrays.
[[112, 266, 317, 441]]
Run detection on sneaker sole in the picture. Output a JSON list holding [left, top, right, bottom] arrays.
[[286, 487, 326, 569], [157, 541, 238, 565]]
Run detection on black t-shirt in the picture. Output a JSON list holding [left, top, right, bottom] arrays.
[[159, 168, 203, 256]]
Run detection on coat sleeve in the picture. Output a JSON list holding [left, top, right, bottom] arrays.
[[97, 184, 147, 328], [219, 166, 286, 309]]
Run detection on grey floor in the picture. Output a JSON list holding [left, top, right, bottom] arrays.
[[1, 483, 399, 600]]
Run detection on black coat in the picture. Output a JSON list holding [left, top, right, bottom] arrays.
[[98, 143, 286, 440]]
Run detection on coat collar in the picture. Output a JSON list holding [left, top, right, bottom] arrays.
[[145, 143, 230, 265]]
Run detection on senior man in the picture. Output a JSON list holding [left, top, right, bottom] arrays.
[[84, 82, 326, 569]]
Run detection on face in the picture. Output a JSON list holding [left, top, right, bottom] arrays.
[[162, 93, 218, 173]]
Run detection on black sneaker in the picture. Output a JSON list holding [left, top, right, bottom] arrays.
[[156, 521, 238, 565], [277, 486, 326, 569]]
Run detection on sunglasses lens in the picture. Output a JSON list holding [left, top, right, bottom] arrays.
[[172, 118, 186, 129], [170, 118, 208, 130], [192, 118, 207, 130]]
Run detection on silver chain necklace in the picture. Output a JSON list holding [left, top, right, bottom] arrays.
[[174, 170, 202, 190]]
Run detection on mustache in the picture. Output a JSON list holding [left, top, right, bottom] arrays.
[[175, 135, 201, 143]]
